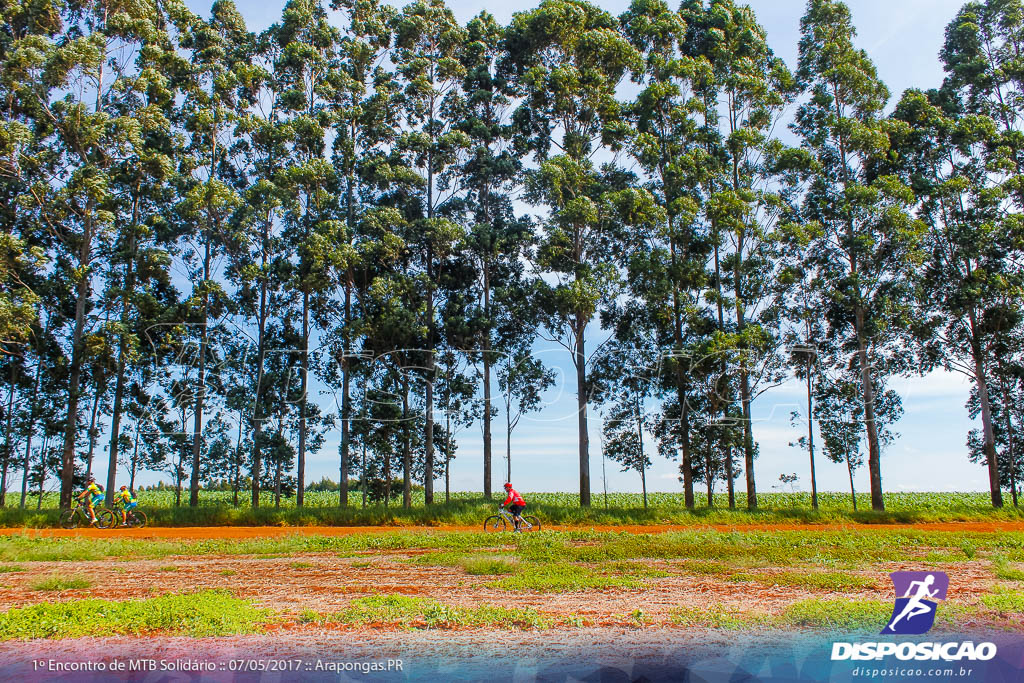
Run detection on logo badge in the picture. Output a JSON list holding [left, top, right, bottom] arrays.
[[882, 571, 948, 635]]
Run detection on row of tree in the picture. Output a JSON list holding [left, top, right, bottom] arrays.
[[0, 0, 1021, 512]]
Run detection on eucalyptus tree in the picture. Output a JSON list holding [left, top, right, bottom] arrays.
[[619, 0, 710, 509], [329, 0, 395, 507], [503, 0, 645, 506], [794, 0, 926, 511], [889, 87, 1020, 507], [18, 0, 183, 507], [178, 0, 248, 507], [102, 11, 185, 500], [392, 0, 469, 504], [274, 0, 342, 506], [457, 10, 531, 498], [683, 0, 795, 509], [925, 0, 1024, 506], [231, 20, 286, 508], [0, 0, 54, 350]]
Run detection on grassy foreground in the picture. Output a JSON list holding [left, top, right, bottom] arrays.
[[0, 526, 1021, 639], [3, 491, 1022, 528]]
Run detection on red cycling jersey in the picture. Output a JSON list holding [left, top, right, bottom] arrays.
[[502, 488, 525, 507]]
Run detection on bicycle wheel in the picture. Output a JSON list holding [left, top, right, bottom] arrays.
[[129, 510, 147, 528], [521, 515, 541, 532], [59, 509, 79, 530], [95, 509, 116, 529], [483, 515, 506, 532]]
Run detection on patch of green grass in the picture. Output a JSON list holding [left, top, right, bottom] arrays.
[[31, 575, 91, 591], [156, 565, 177, 572], [601, 561, 670, 578], [461, 556, 518, 575], [781, 598, 892, 631], [219, 569, 237, 576], [350, 560, 372, 569], [670, 604, 773, 629], [289, 561, 313, 569], [302, 594, 553, 630], [677, 560, 733, 575], [489, 563, 646, 592], [1, 528, 1020, 571], [0, 565, 23, 573], [980, 587, 1024, 614], [923, 551, 963, 563], [992, 556, 1024, 581], [0, 590, 274, 640]]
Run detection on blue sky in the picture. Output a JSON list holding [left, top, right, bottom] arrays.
[[156, 0, 983, 497]]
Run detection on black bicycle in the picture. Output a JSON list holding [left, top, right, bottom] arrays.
[[112, 506, 147, 528], [60, 500, 115, 530], [483, 507, 541, 532]]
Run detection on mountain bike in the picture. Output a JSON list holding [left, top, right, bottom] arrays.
[[124, 507, 147, 528], [60, 501, 115, 530], [111, 506, 147, 528], [483, 507, 540, 532]]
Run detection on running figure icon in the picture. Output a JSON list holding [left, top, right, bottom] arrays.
[[882, 571, 949, 635]]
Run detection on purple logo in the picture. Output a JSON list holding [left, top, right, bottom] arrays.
[[882, 571, 949, 635]]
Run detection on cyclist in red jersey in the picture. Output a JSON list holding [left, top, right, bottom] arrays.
[[501, 482, 526, 532]]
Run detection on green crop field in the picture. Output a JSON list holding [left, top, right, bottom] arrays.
[[2, 490, 1021, 528]]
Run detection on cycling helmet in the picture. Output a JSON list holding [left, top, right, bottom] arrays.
[[503, 482, 512, 490], [87, 475, 95, 482], [120, 485, 127, 491]]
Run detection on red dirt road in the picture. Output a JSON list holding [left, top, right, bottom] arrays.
[[3, 520, 1023, 539]]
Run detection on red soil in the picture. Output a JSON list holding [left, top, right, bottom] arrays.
[[2, 520, 1022, 539]]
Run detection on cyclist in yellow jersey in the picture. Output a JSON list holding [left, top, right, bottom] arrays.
[[112, 485, 137, 526], [75, 476, 103, 525]]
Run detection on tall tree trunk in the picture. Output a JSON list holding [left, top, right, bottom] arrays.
[[575, 320, 591, 507], [445, 405, 451, 503], [233, 407, 243, 508], [854, 308, 885, 511], [60, 212, 94, 509], [189, 237, 211, 507], [999, 374, 1018, 508], [424, 147, 436, 506], [21, 327, 44, 509], [106, 193, 139, 499], [482, 261, 493, 499], [361, 436, 367, 509], [251, 217, 271, 509], [340, 272, 352, 508], [968, 312, 1003, 507], [402, 374, 411, 509], [846, 449, 857, 511], [705, 436, 714, 508], [806, 357, 818, 510], [506, 399, 512, 483], [670, 234, 694, 509], [637, 411, 647, 510], [298, 290, 309, 508], [36, 436, 46, 509], [1, 361, 16, 506]]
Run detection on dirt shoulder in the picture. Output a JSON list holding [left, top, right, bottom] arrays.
[[4, 520, 1024, 539]]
